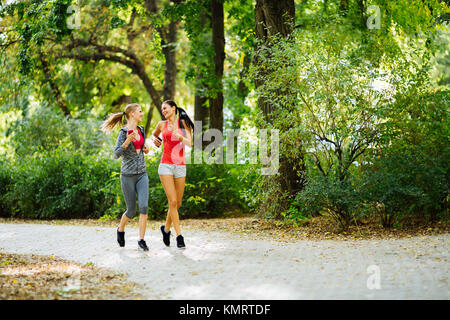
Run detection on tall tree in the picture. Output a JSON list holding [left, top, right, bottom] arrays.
[[166, 0, 224, 131], [254, 0, 295, 122], [38, 52, 71, 117], [209, 0, 225, 132], [0, 0, 182, 135], [145, 0, 182, 101], [192, 6, 210, 127], [254, 0, 304, 211]]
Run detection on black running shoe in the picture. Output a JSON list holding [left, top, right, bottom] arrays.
[[138, 239, 149, 251], [117, 228, 125, 247], [176, 235, 186, 249], [160, 225, 170, 247]]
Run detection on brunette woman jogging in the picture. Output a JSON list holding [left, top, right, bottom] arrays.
[[101, 103, 151, 251], [151, 100, 194, 249]]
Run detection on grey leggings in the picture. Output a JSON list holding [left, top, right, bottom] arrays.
[[120, 172, 149, 218]]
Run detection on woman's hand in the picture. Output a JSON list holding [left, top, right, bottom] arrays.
[[152, 135, 162, 147], [143, 144, 150, 154], [173, 132, 183, 142], [126, 130, 139, 141]]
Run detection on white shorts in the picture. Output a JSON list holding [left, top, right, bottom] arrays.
[[158, 163, 186, 178]]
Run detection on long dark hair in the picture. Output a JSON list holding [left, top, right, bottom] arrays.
[[163, 100, 195, 133]]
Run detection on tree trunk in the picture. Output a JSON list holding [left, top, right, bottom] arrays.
[[194, 92, 208, 151], [255, 0, 295, 123], [162, 20, 178, 101], [209, 0, 225, 132], [144, 0, 182, 130], [340, 0, 349, 16], [254, 0, 304, 213], [238, 50, 251, 100], [357, 0, 366, 28], [39, 52, 71, 117], [193, 5, 210, 129], [194, 92, 209, 126], [144, 105, 155, 135], [255, 0, 295, 39]]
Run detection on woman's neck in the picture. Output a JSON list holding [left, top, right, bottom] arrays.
[[127, 119, 138, 130], [167, 115, 177, 125]]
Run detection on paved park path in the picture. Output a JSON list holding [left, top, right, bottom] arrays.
[[0, 223, 448, 299]]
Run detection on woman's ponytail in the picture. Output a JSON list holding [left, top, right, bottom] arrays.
[[176, 106, 195, 133], [101, 112, 124, 133], [163, 100, 195, 133], [101, 103, 140, 134]]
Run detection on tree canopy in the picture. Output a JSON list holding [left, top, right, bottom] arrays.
[[0, 0, 448, 229]]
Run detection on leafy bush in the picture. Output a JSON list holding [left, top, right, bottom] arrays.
[[362, 89, 450, 226], [293, 169, 364, 230], [146, 160, 257, 219], [3, 149, 121, 219], [249, 23, 388, 225], [9, 104, 110, 157], [0, 159, 14, 217], [0, 149, 256, 220], [249, 18, 449, 229]]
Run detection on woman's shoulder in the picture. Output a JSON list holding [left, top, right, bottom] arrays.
[[115, 127, 127, 141], [118, 127, 127, 134]]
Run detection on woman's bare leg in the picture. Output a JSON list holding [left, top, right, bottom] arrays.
[[160, 175, 181, 236], [118, 213, 130, 232], [138, 214, 148, 240], [164, 176, 185, 231]]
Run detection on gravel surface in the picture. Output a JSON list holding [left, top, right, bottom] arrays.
[[0, 223, 448, 299]]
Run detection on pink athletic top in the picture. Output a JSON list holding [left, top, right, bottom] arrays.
[[131, 128, 144, 150], [161, 120, 185, 165]]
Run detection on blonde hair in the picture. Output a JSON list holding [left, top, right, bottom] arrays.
[[101, 103, 141, 133]]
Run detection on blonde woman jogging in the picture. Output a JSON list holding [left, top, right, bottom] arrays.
[[151, 100, 194, 249], [101, 103, 151, 251]]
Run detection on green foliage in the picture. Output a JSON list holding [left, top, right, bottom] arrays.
[[1, 0, 166, 119], [0, 158, 13, 217], [0, 133, 256, 219], [145, 161, 256, 219], [164, 0, 217, 98], [223, 0, 255, 129], [1, 0, 75, 74], [8, 104, 109, 157], [0, 149, 120, 219], [1, 0, 449, 231], [249, 1, 450, 228], [294, 172, 363, 229], [362, 88, 450, 227]]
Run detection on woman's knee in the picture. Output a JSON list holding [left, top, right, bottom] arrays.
[[168, 198, 178, 208], [177, 200, 182, 209], [139, 206, 148, 215], [125, 209, 136, 219]]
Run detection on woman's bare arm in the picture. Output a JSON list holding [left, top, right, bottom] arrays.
[[151, 121, 164, 146], [178, 120, 193, 147]]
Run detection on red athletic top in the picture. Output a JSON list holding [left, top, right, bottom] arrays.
[[161, 120, 185, 165], [131, 128, 145, 150]]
